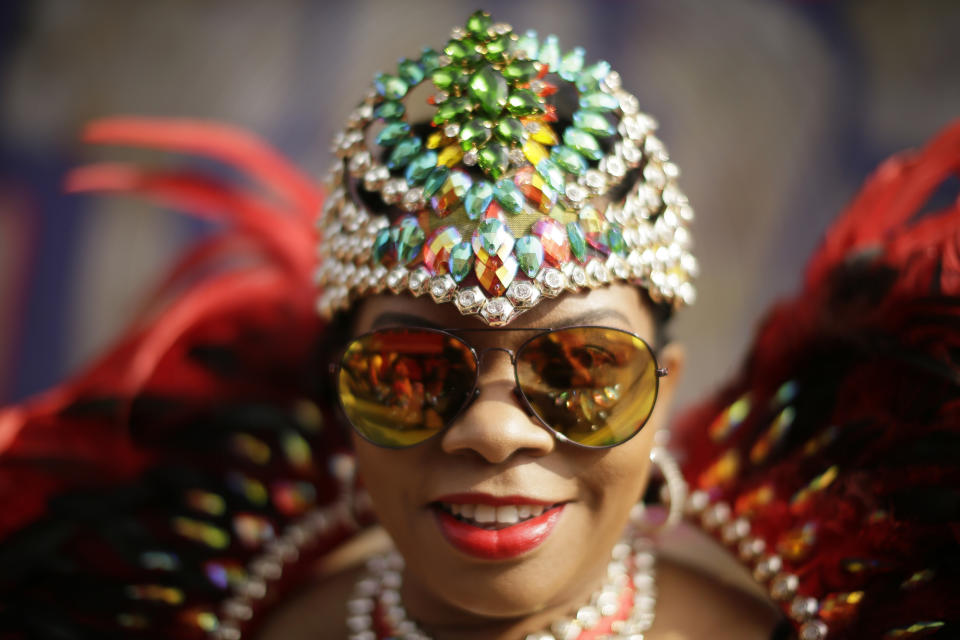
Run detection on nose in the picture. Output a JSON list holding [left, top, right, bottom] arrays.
[[440, 349, 555, 463]]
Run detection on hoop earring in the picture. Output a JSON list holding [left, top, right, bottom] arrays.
[[633, 445, 688, 531]]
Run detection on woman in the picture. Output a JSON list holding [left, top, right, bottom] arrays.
[[1, 10, 957, 639]]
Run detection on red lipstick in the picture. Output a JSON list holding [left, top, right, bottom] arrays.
[[431, 493, 565, 560]]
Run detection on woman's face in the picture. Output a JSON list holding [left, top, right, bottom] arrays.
[[350, 284, 683, 628]]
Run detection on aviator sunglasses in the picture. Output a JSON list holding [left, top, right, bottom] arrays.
[[334, 325, 667, 449]]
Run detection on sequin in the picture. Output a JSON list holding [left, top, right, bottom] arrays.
[[468, 66, 508, 117], [374, 73, 408, 100], [227, 472, 268, 506], [172, 517, 230, 549], [902, 569, 936, 590], [533, 218, 570, 266], [734, 483, 774, 517], [233, 513, 275, 549], [819, 591, 864, 625], [472, 218, 515, 259], [397, 58, 425, 85], [567, 221, 588, 263], [506, 89, 542, 116], [140, 551, 180, 571], [229, 433, 271, 465], [478, 142, 510, 178], [513, 166, 556, 213], [271, 480, 317, 516], [538, 34, 560, 69], [750, 406, 795, 464], [536, 158, 565, 191], [790, 465, 838, 512], [709, 394, 751, 442], [697, 449, 740, 490], [204, 559, 246, 589], [372, 227, 395, 266], [529, 121, 559, 145], [579, 91, 619, 112], [883, 622, 945, 638], [376, 121, 411, 146], [386, 136, 422, 170], [126, 584, 184, 605], [405, 151, 438, 184], [185, 489, 226, 516], [573, 109, 615, 137], [423, 226, 463, 274], [430, 169, 472, 216], [459, 118, 493, 150], [502, 59, 538, 82], [437, 144, 463, 167], [375, 101, 405, 120], [393, 216, 426, 265], [515, 29, 539, 60], [552, 145, 587, 175], [563, 127, 602, 161], [281, 431, 312, 468], [515, 236, 545, 277], [447, 242, 474, 282], [522, 139, 550, 166], [576, 60, 612, 92], [475, 254, 519, 296], [494, 177, 527, 214], [466, 9, 492, 36], [422, 166, 451, 199], [181, 609, 220, 632], [774, 379, 799, 406], [777, 521, 817, 561], [465, 181, 494, 220], [495, 117, 526, 144]]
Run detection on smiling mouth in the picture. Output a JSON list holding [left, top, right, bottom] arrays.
[[433, 502, 563, 530]]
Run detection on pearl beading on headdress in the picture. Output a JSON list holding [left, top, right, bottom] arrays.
[[315, 11, 697, 325]]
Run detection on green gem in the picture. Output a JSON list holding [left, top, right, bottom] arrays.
[[376, 121, 411, 146], [477, 143, 509, 179], [484, 34, 511, 62], [375, 101, 405, 120], [420, 48, 442, 73], [502, 60, 538, 83], [478, 218, 509, 254], [386, 137, 422, 170], [515, 29, 539, 59], [567, 222, 587, 262], [448, 242, 474, 282], [576, 60, 611, 92], [607, 224, 626, 256], [495, 118, 526, 144], [551, 145, 587, 175], [431, 65, 459, 91], [466, 10, 492, 37], [394, 217, 425, 265], [468, 66, 508, 117], [405, 151, 438, 185], [434, 97, 470, 123], [465, 181, 494, 220], [562, 128, 602, 161], [536, 158, 565, 191], [375, 73, 408, 100], [422, 166, 450, 198], [572, 110, 615, 138], [579, 92, 618, 112], [506, 90, 542, 116], [538, 35, 560, 70], [515, 236, 544, 277], [397, 58, 425, 85], [372, 227, 393, 264], [557, 47, 585, 81], [444, 38, 480, 64], [460, 118, 492, 151], [494, 178, 525, 214]]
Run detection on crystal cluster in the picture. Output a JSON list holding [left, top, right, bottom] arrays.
[[316, 10, 697, 325]]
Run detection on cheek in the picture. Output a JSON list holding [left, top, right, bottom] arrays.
[[352, 438, 417, 533], [579, 433, 654, 519]]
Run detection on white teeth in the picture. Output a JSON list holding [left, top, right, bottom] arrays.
[[496, 505, 519, 524], [441, 502, 553, 525], [474, 504, 496, 523]]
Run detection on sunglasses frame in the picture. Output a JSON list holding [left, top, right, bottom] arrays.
[[333, 324, 668, 450]]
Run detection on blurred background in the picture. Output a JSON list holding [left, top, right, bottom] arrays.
[[1, 0, 958, 409]]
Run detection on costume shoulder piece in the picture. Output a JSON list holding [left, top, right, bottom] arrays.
[[673, 121, 960, 639], [0, 118, 378, 639]]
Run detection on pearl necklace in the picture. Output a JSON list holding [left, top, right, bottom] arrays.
[[344, 530, 657, 640]]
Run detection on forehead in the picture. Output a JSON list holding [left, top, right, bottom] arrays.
[[353, 284, 655, 339]]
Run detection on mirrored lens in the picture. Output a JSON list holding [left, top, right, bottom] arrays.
[[338, 328, 478, 447], [516, 327, 658, 447]]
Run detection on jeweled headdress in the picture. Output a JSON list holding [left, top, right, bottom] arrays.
[[316, 10, 697, 325]]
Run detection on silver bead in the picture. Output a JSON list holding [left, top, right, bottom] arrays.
[[506, 280, 541, 309], [454, 286, 486, 314], [789, 595, 820, 622], [753, 554, 783, 583], [770, 572, 800, 602], [799, 620, 828, 640], [479, 297, 515, 326], [701, 501, 731, 530]]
